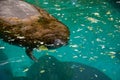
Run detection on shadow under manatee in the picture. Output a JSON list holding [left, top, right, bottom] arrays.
[[0, 48, 28, 80], [108, 0, 120, 11], [27, 55, 111, 80], [0, 49, 13, 80], [115, 51, 120, 60]]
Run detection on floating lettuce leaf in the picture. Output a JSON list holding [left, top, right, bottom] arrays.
[[39, 45, 48, 51]]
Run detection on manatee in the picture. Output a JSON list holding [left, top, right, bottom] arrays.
[[0, 0, 70, 61], [27, 55, 111, 80]]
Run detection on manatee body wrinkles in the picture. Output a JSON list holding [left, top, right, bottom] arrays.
[[0, 0, 70, 61]]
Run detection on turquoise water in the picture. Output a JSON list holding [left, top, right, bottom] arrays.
[[0, 0, 120, 80]]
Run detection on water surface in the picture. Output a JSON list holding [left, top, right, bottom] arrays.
[[0, 0, 120, 80]]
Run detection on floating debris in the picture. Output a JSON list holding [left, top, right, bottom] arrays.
[[108, 51, 116, 59], [48, 50, 57, 53], [40, 70, 45, 74], [79, 67, 85, 72], [0, 46, 5, 49], [96, 38, 102, 42], [70, 44, 78, 48], [89, 57, 95, 61], [86, 17, 99, 23], [94, 74, 98, 77], [39, 45, 48, 51], [108, 17, 114, 21], [106, 11, 111, 15], [23, 68, 29, 72], [43, 2, 49, 4], [93, 12, 100, 17], [57, 55, 63, 58], [87, 26, 93, 31], [73, 55, 78, 58], [99, 45, 105, 49]]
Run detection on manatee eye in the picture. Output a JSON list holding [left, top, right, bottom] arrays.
[[54, 39, 65, 46]]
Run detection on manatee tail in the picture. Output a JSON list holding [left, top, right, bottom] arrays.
[[25, 48, 38, 62]]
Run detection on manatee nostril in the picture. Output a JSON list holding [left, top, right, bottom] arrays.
[[54, 39, 65, 46]]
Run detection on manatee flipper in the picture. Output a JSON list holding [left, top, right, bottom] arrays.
[[25, 48, 38, 62]]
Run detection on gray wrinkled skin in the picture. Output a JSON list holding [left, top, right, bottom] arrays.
[[0, 0, 39, 19]]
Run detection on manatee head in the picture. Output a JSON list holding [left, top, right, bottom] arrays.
[[38, 20, 70, 49]]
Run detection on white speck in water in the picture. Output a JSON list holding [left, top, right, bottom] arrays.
[[106, 11, 111, 15], [93, 12, 100, 17], [48, 57, 51, 59], [102, 69, 106, 72], [100, 52, 104, 55], [89, 57, 95, 61], [91, 41, 94, 44], [57, 13, 61, 16], [65, 18, 68, 20], [40, 70, 45, 74], [43, 2, 49, 4], [99, 45, 105, 49], [0, 46, 5, 49], [108, 17, 114, 21], [74, 49, 79, 52], [71, 0, 77, 5], [74, 20, 77, 23], [56, 8, 61, 11], [82, 56, 87, 58], [76, 14, 80, 16], [74, 36, 80, 38], [52, 63, 55, 65], [85, 31, 88, 33], [109, 47, 113, 50], [70, 44, 78, 48], [117, 43, 120, 46], [54, 4, 60, 7], [77, 28, 83, 32], [96, 38, 102, 42], [72, 31, 76, 33], [57, 55, 63, 57], [87, 26, 93, 31], [80, 24, 85, 26], [94, 74, 98, 77], [87, 17, 99, 23], [109, 51, 116, 54], [23, 68, 29, 72], [0, 62, 9, 66], [16, 59, 22, 62], [79, 67, 85, 72], [108, 51, 116, 59], [73, 55, 78, 58], [21, 55, 25, 58]]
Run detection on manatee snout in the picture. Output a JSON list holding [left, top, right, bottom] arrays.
[[42, 33, 69, 49], [45, 38, 68, 49]]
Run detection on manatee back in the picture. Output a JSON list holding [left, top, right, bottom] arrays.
[[0, 0, 40, 23]]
